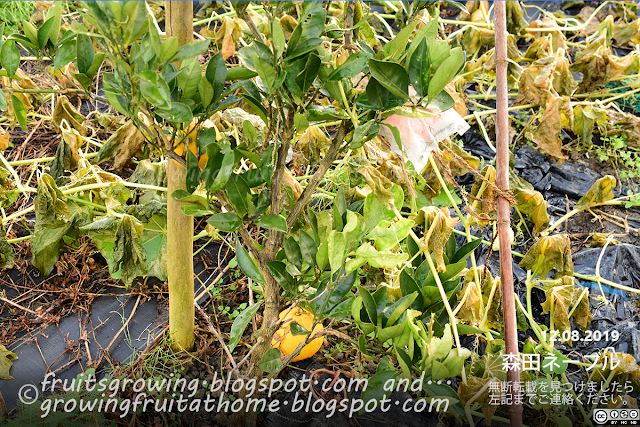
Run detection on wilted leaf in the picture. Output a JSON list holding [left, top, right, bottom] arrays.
[[527, 18, 567, 53], [457, 281, 483, 325], [0, 344, 17, 380], [52, 95, 86, 136], [519, 234, 574, 279], [541, 280, 575, 340], [357, 165, 395, 206], [573, 105, 607, 145], [592, 352, 640, 382], [526, 96, 571, 160], [0, 226, 15, 269], [296, 125, 330, 163], [93, 121, 146, 170], [589, 232, 621, 247], [571, 35, 610, 92], [516, 50, 576, 106], [458, 376, 499, 424], [0, 128, 10, 152], [31, 177, 92, 276], [113, 215, 147, 285], [514, 189, 550, 233], [575, 175, 616, 210], [609, 51, 639, 80], [469, 165, 496, 225], [415, 206, 459, 272], [613, 19, 640, 46], [606, 110, 640, 149]]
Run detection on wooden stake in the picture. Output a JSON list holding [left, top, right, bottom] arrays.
[[494, 2, 522, 426], [166, 0, 195, 352]]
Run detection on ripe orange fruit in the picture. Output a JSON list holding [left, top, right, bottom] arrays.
[[271, 306, 323, 362]]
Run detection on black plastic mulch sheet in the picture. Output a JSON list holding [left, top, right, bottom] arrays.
[[0, 242, 225, 411], [459, 131, 640, 363]]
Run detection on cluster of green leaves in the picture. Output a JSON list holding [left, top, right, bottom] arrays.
[[78, 1, 235, 130]]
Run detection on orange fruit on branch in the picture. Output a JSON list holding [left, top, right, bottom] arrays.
[[174, 119, 220, 169], [271, 306, 323, 362]]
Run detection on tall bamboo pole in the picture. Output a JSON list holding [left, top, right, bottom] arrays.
[[494, 2, 522, 426], [166, 1, 195, 352]]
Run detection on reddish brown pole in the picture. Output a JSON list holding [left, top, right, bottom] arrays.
[[494, 2, 522, 427]]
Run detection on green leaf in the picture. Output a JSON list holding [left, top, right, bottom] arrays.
[[38, 16, 56, 49], [76, 34, 95, 75], [255, 215, 287, 232], [428, 47, 464, 102], [346, 242, 409, 273], [272, 20, 286, 54], [254, 56, 276, 91], [451, 239, 482, 263], [160, 37, 179, 63], [186, 150, 199, 193], [385, 292, 418, 326], [177, 57, 202, 101], [258, 348, 284, 374], [382, 19, 419, 60], [267, 261, 295, 292], [227, 66, 258, 81], [327, 230, 346, 274], [287, 1, 326, 52], [225, 174, 253, 216], [199, 77, 214, 108], [11, 95, 26, 130], [207, 212, 242, 232], [286, 38, 322, 62], [206, 51, 227, 102], [295, 53, 321, 94], [138, 70, 171, 109], [328, 52, 371, 81], [431, 360, 450, 380], [1, 40, 20, 77], [408, 38, 430, 98], [456, 324, 490, 335], [294, 113, 309, 133], [368, 59, 409, 100], [180, 204, 214, 216], [156, 102, 193, 124], [351, 120, 380, 149], [367, 218, 413, 251], [54, 38, 76, 70], [356, 284, 377, 325], [284, 236, 303, 271], [173, 39, 210, 63], [360, 370, 397, 411], [299, 231, 318, 267], [228, 302, 262, 352], [243, 120, 258, 145], [235, 240, 265, 284], [400, 269, 423, 310], [289, 321, 310, 336], [209, 150, 235, 192]]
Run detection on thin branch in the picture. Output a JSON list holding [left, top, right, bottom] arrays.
[[286, 121, 351, 229]]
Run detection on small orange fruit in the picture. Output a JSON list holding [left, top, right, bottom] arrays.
[[174, 119, 220, 169], [271, 306, 323, 362]]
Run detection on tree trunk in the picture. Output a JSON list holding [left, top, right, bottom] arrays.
[[166, 1, 195, 352]]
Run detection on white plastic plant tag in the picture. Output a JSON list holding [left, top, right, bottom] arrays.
[[378, 108, 470, 173]]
